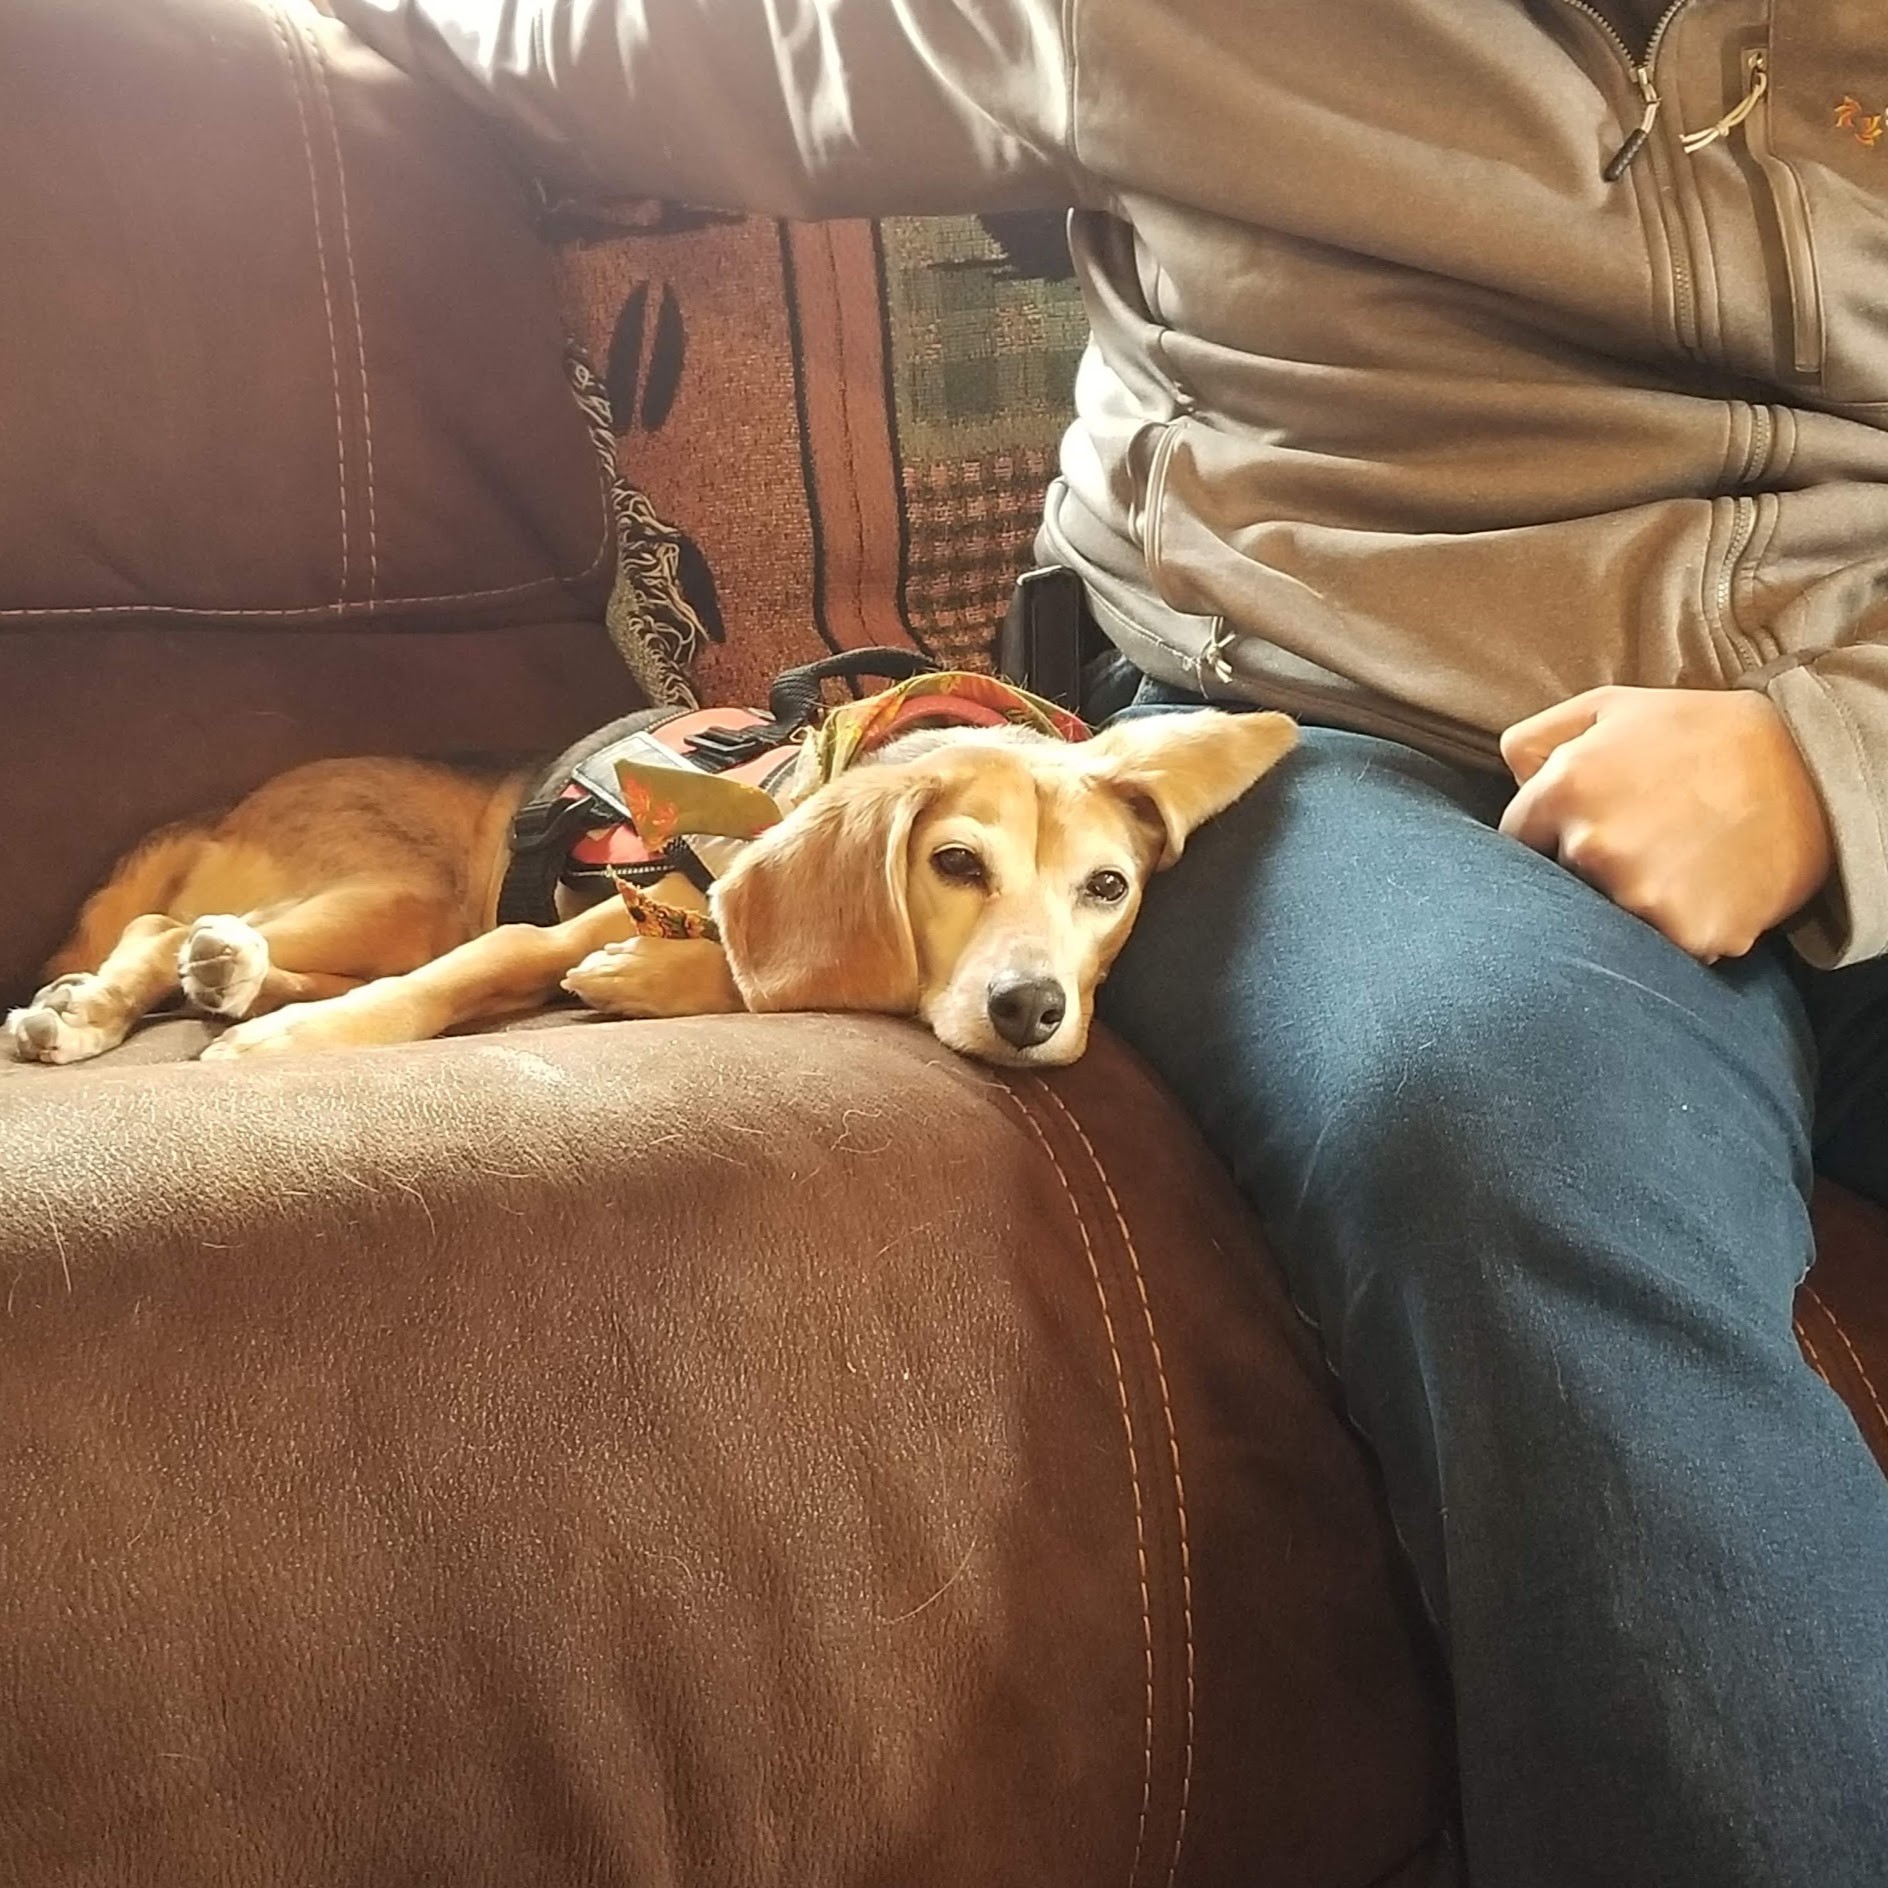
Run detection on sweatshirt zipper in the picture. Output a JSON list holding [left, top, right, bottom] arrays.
[[1556, 0, 1690, 178], [1737, 50, 1826, 380], [1716, 495, 1758, 658], [1558, 1, 1703, 352]]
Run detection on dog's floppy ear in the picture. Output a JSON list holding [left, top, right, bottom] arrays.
[[712, 766, 934, 1015], [1084, 710, 1297, 867]]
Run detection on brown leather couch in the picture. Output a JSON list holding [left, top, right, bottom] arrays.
[[1, 3, 1882, 1884]]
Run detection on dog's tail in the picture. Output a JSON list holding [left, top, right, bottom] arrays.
[[42, 822, 210, 979]]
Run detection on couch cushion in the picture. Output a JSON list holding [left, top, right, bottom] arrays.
[[0, 0, 609, 629], [0, 1016, 1454, 1885]]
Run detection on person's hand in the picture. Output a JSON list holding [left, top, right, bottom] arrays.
[[1497, 685, 1833, 962]]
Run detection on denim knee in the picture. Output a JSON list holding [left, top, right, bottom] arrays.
[[1261, 936, 1816, 1352], [1099, 723, 1817, 1325]]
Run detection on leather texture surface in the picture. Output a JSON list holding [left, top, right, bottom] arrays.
[[1803, 1187, 1888, 1477], [0, 1017, 1454, 1886], [0, 0, 610, 630]]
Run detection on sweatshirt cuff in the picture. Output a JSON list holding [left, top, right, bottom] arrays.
[[1764, 650, 1888, 969]]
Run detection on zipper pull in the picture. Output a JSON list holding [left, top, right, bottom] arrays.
[[1679, 51, 1768, 154], [1604, 66, 1662, 181]]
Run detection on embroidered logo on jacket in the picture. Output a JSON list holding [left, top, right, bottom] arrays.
[[1834, 96, 1885, 148]]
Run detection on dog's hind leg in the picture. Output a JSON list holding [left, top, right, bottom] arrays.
[[180, 883, 465, 1022], [39, 823, 207, 982], [7, 914, 190, 1065], [200, 896, 638, 1061]]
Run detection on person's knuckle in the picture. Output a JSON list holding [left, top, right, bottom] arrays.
[[1602, 868, 1675, 930], [1666, 914, 1719, 959], [1558, 821, 1614, 877]]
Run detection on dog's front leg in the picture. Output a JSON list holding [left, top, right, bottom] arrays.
[[562, 936, 745, 1019]]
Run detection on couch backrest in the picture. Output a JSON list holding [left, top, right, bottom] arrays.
[[1, 0, 611, 630], [0, 0, 631, 998]]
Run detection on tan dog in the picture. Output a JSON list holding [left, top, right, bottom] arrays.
[[6, 710, 1295, 1069]]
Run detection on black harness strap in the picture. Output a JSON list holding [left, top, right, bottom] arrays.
[[497, 706, 672, 929]]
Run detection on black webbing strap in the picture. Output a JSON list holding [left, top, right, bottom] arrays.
[[497, 705, 672, 929], [669, 648, 941, 774], [765, 647, 937, 728]]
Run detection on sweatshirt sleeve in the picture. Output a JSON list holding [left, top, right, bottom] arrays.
[[327, 0, 1080, 219], [1766, 642, 1888, 969]]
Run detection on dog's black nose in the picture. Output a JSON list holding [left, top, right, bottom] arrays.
[[986, 973, 1067, 1050]]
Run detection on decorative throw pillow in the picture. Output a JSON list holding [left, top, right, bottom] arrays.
[[550, 204, 1086, 709]]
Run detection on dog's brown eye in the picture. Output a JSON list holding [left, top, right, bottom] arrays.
[[1084, 869, 1130, 905], [931, 845, 987, 886]]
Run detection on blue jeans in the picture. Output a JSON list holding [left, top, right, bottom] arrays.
[[1094, 708, 1888, 1886]]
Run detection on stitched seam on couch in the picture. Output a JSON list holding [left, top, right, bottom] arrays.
[[1004, 1088, 1158, 1886], [1794, 1315, 1833, 1387], [1002, 1078, 1197, 1888], [299, 9, 380, 598], [1033, 1076, 1196, 1888], [1801, 1283, 1888, 1441], [265, 0, 352, 599], [0, 559, 613, 622]]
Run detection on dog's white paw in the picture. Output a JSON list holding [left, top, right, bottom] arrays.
[[562, 936, 739, 1019], [179, 915, 269, 1018], [4, 975, 117, 1065], [562, 938, 660, 1015], [198, 1004, 333, 1061]]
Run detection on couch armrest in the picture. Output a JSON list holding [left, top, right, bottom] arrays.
[[0, 1016, 1450, 1886]]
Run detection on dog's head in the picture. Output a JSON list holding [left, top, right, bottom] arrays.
[[711, 709, 1295, 1065]]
